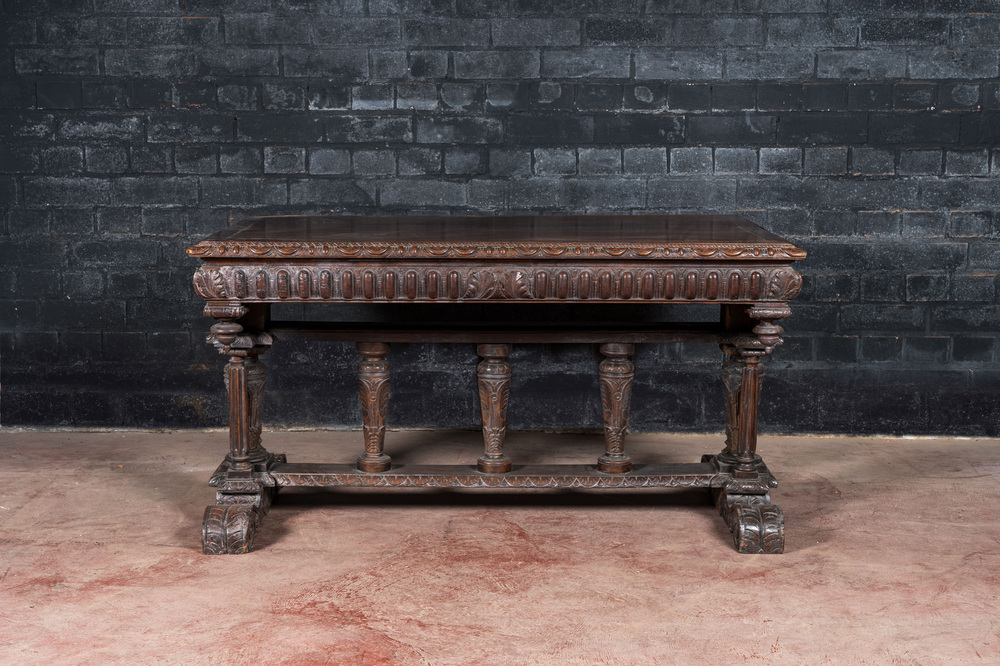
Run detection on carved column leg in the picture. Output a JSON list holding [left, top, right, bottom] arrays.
[[202, 304, 283, 555], [357, 342, 392, 473], [477, 343, 512, 474], [597, 343, 634, 473], [711, 303, 792, 554]]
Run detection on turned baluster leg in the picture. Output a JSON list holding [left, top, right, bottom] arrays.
[[597, 343, 634, 473], [357, 342, 392, 473], [477, 343, 512, 473], [720, 353, 764, 477]]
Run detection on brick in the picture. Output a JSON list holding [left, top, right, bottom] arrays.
[[264, 147, 306, 174], [594, 115, 683, 144], [130, 146, 172, 173], [812, 274, 857, 302], [407, 51, 448, 79], [486, 83, 519, 109], [850, 147, 895, 176], [756, 83, 801, 111], [238, 113, 324, 142], [625, 83, 666, 110], [861, 18, 948, 46], [352, 85, 394, 111], [893, 83, 936, 110], [24, 177, 110, 205], [58, 115, 142, 142], [770, 17, 857, 47], [112, 177, 198, 206], [441, 84, 480, 111], [804, 148, 848, 175], [306, 83, 349, 111], [140, 208, 184, 237], [813, 210, 855, 236], [969, 243, 1000, 270], [444, 148, 485, 175], [670, 147, 712, 174], [148, 116, 232, 143], [534, 82, 574, 108], [314, 19, 401, 45], [921, 180, 1000, 210], [15, 48, 99, 75], [40, 146, 84, 173], [172, 82, 216, 110], [949, 212, 993, 238], [562, 179, 644, 210], [848, 83, 892, 111], [647, 178, 736, 209], [803, 84, 846, 111], [263, 82, 306, 110], [0, 79, 38, 109], [932, 305, 1000, 333], [952, 17, 1000, 47], [619, 148, 662, 175], [220, 146, 261, 174], [952, 336, 995, 362], [289, 179, 373, 206], [817, 51, 906, 79], [898, 149, 941, 175], [959, 113, 1000, 147], [870, 114, 960, 146], [396, 83, 439, 110], [492, 19, 580, 46], [636, 50, 722, 81], [712, 84, 754, 111], [940, 84, 981, 110], [906, 274, 949, 302], [842, 305, 925, 332], [218, 84, 260, 111], [508, 114, 593, 145], [455, 51, 540, 80], [353, 149, 396, 176], [909, 51, 999, 80], [585, 18, 668, 45], [129, 17, 219, 46], [578, 148, 620, 175], [200, 177, 287, 206], [308, 148, 351, 175], [106, 49, 195, 77], [951, 274, 996, 302], [903, 336, 949, 364], [727, 51, 813, 80], [714, 147, 756, 174], [577, 84, 622, 111], [380, 179, 466, 207], [542, 49, 629, 79], [778, 113, 867, 145], [672, 18, 763, 47], [404, 19, 489, 46], [0, 145, 38, 173], [467, 180, 505, 209], [415, 117, 502, 144], [398, 148, 442, 175], [687, 115, 775, 145], [36, 80, 82, 109], [861, 336, 902, 362], [667, 84, 711, 111], [282, 49, 367, 80], [946, 150, 989, 177], [534, 148, 576, 176], [759, 148, 800, 174]]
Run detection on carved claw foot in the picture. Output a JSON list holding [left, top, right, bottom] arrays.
[[202, 503, 261, 555], [730, 503, 784, 554]]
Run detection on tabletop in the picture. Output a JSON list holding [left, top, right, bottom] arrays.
[[187, 214, 806, 262]]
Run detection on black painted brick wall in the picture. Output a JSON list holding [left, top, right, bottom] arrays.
[[1, 0, 998, 436]]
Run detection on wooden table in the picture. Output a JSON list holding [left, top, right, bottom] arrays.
[[188, 215, 807, 555]]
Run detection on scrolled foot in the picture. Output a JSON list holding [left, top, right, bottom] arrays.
[[731, 503, 784, 554], [202, 504, 260, 555]]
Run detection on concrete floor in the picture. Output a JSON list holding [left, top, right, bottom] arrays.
[[1, 429, 998, 665]]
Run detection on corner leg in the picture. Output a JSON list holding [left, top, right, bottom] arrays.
[[477, 343, 512, 473], [357, 342, 392, 473], [597, 343, 634, 473]]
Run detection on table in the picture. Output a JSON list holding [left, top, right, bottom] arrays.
[[188, 214, 807, 555]]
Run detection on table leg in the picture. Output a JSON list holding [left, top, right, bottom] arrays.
[[477, 343, 512, 473], [202, 305, 284, 555], [597, 343, 634, 473], [357, 342, 392, 473], [712, 304, 791, 554]]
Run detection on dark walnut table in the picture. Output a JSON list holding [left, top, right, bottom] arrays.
[[188, 214, 806, 555]]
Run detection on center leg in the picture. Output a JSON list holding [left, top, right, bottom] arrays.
[[477, 343, 512, 473], [357, 342, 392, 473], [597, 343, 634, 473]]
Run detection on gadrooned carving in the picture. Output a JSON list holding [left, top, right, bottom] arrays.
[[193, 264, 803, 303]]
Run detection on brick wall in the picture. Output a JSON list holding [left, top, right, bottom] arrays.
[[1, 0, 998, 435]]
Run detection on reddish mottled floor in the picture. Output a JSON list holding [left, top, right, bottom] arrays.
[[1, 430, 998, 665]]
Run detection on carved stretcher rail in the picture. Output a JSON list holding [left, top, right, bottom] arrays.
[[267, 463, 722, 489]]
